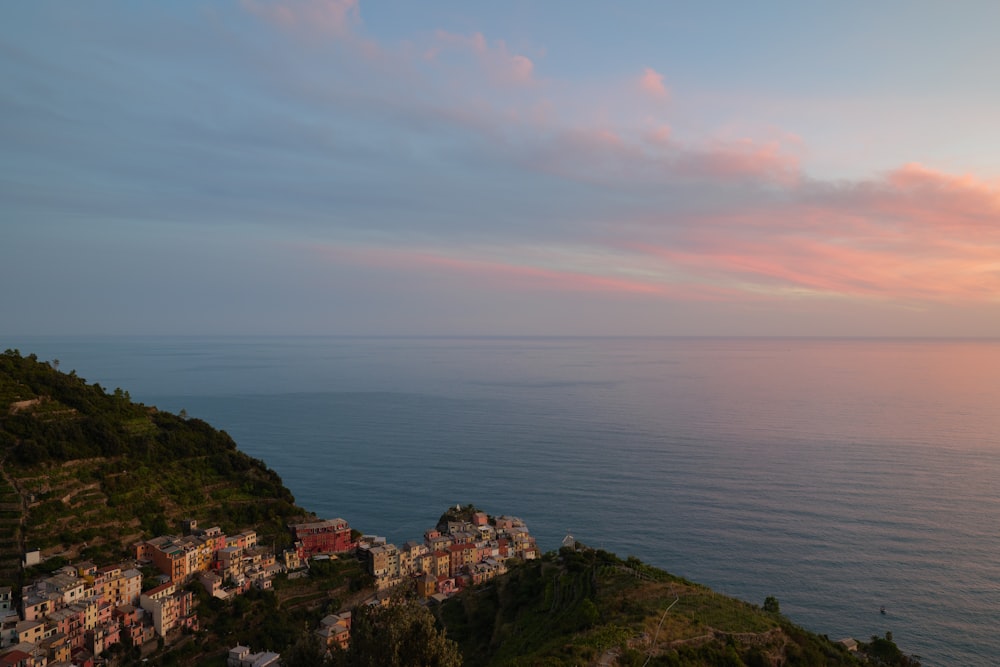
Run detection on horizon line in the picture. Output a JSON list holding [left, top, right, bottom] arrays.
[[5, 333, 1000, 342]]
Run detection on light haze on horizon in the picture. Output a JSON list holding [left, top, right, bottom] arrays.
[[3, 1, 1000, 337]]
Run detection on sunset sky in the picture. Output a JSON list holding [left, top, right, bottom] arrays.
[[3, 1, 1000, 336]]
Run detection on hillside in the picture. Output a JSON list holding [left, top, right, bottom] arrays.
[[437, 545, 876, 666], [0, 349, 309, 583]]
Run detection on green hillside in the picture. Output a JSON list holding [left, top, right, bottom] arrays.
[[436, 545, 880, 666], [0, 349, 307, 580]]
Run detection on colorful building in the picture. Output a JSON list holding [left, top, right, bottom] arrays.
[[289, 518, 355, 557]]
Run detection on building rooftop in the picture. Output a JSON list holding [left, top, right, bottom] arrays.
[[289, 518, 349, 530]]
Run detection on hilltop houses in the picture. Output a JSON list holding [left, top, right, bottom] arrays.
[[3, 509, 537, 663], [312, 509, 536, 654], [316, 611, 351, 651], [139, 581, 197, 638], [1, 560, 150, 663], [1, 518, 285, 664], [133, 520, 283, 600], [355, 511, 537, 598], [228, 644, 281, 667]]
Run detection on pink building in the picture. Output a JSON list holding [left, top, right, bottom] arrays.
[[290, 519, 355, 558]]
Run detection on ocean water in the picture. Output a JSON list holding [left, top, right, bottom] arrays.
[[6, 335, 1000, 665]]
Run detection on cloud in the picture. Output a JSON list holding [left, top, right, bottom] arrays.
[[513, 124, 801, 191], [303, 241, 755, 304], [638, 67, 668, 99], [615, 163, 1000, 303], [872, 162, 1000, 233], [644, 123, 672, 145], [676, 138, 801, 185], [427, 30, 536, 86], [11, 0, 1000, 337], [310, 243, 664, 294], [237, 4, 800, 193], [241, 0, 360, 37]]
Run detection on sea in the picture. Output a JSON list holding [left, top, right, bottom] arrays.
[[5, 335, 999, 665]]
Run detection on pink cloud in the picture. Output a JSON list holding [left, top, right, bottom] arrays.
[[303, 243, 746, 301], [314, 244, 663, 294], [638, 67, 668, 99], [677, 138, 801, 185], [521, 125, 801, 189], [239, 3, 999, 312], [619, 161, 1000, 304], [869, 162, 1000, 235], [240, 2, 801, 192], [428, 30, 536, 86], [644, 123, 672, 145], [296, 153, 1000, 308]]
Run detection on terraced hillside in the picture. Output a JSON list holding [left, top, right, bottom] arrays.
[[438, 546, 884, 667], [0, 470, 23, 583], [0, 349, 310, 581]]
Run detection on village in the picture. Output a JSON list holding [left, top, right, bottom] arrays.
[[0, 508, 538, 666]]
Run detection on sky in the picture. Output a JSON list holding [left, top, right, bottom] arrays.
[[3, 1, 1000, 337]]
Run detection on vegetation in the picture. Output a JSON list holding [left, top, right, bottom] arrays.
[[860, 632, 922, 667], [342, 598, 462, 667], [436, 546, 919, 667], [0, 349, 306, 578]]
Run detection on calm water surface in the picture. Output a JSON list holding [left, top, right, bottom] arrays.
[[6, 336, 1000, 665]]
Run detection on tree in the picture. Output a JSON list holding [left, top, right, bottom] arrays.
[[345, 600, 462, 667], [864, 632, 921, 666], [283, 634, 331, 667], [577, 598, 599, 629], [763, 596, 780, 614]]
